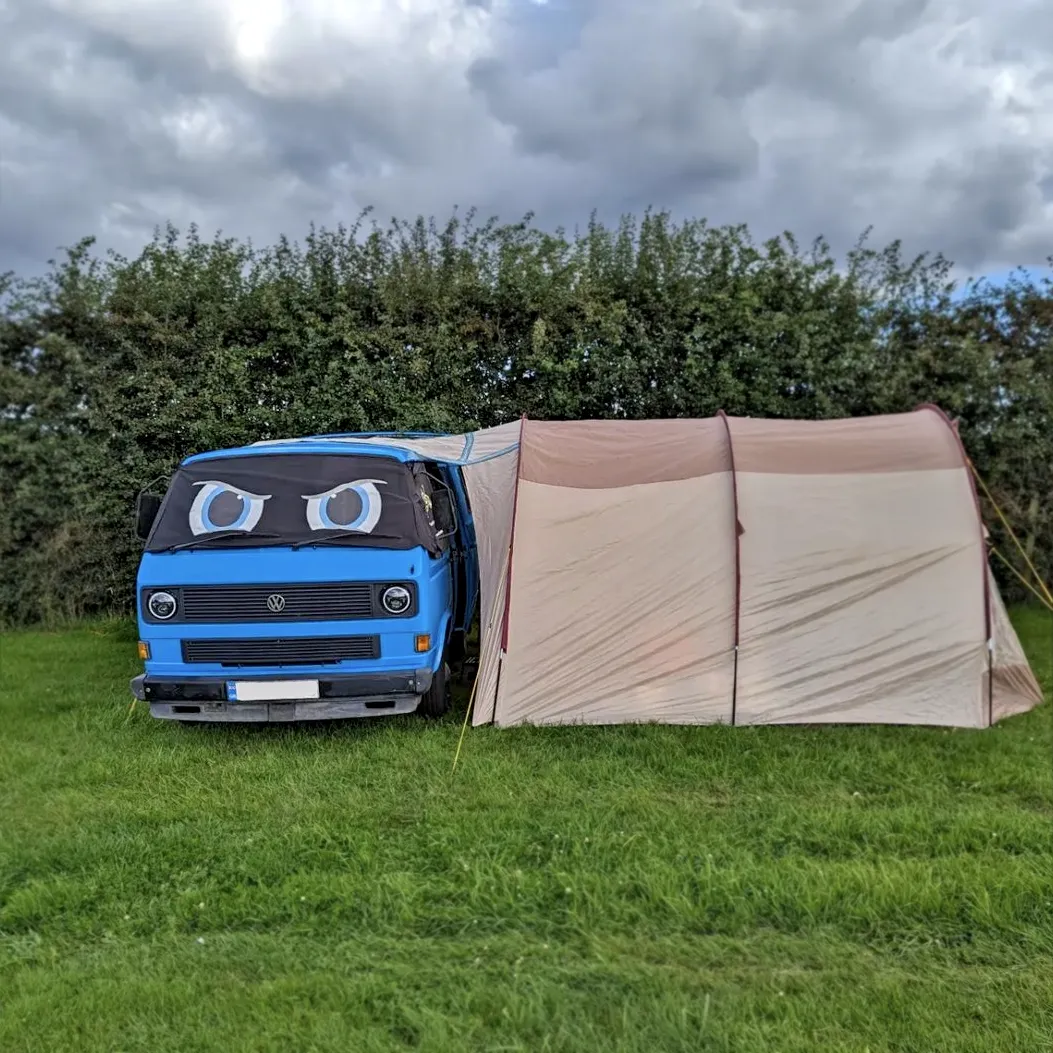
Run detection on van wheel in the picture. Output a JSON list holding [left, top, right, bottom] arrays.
[[418, 662, 450, 719]]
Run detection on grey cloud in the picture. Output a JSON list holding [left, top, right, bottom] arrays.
[[921, 145, 1044, 265], [0, 0, 1051, 278], [471, 1, 760, 190]]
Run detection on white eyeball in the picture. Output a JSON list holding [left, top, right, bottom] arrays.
[[303, 479, 385, 533], [189, 481, 271, 535]]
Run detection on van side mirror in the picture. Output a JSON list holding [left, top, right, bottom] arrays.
[[432, 489, 457, 538], [136, 493, 162, 540]]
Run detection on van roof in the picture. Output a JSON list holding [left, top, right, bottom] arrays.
[[181, 433, 445, 467]]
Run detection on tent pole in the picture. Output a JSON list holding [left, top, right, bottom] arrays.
[[500, 415, 527, 653]]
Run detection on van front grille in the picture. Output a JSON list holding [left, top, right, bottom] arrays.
[[181, 635, 380, 667], [179, 582, 378, 622]]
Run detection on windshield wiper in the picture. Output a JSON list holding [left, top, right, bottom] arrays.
[[165, 531, 281, 552], [290, 530, 403, 549]]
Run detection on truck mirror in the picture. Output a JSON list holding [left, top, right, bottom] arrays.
[[136, 493, 162, 540], [432, 489, 457, 537]]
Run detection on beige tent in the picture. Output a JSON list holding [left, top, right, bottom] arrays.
[[269, 410, 1044, 728]]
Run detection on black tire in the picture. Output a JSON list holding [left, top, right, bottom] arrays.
[[418, 661, 451, 719]]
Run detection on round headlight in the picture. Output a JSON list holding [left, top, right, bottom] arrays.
[[147, 590, 177, 620], [381, 585, 412, 615]]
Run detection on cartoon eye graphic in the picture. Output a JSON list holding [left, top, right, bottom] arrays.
[[189, 481, 271, 535], [303, 479, 386, 533]]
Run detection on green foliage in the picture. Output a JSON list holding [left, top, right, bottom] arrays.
[[2, 212, 1051, 622], [0, 613, 1050, 1051]]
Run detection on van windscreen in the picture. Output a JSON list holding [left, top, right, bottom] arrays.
[[145, 453, 435, 552]]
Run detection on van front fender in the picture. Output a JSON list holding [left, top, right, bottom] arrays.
[[431, 612, 453, 672]]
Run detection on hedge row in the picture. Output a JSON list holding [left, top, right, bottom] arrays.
[[2, 211, 1049, 623]]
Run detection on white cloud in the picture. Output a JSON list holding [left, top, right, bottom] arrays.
[[1, 0, 1051, 275]]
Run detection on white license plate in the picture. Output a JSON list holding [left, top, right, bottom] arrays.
[[231, 679, 320, 702]]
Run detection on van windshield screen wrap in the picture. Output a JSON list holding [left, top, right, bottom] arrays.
[[145, 453, 436, 552]]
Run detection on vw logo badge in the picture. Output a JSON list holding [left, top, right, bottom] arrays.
[[266, 593, 286, 613]]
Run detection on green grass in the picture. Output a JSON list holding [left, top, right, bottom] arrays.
[[1, 610, 1051, 1053]]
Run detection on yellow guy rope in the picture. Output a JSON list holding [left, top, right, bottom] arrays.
[[968, 459, 1053, 607], [451, 667, 479, 775], [988, 545, 1053, 612], [452, 553, 510, 774]]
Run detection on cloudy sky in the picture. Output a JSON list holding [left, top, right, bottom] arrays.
[[1, 0, 1051, 278]]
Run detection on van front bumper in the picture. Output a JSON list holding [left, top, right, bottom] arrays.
[[130, 670, 432, 723]]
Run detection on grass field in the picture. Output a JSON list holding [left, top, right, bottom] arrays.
[[1, 610, 1051, 1052]]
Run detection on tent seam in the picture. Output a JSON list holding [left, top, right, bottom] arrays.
[[718, 410, 742, 726], [459, 442, 520, 466]]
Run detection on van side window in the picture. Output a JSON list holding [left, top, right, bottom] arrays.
[[410, 461, 448, 553]]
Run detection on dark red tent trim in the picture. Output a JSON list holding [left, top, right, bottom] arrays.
[[500, 415, 527, 653]]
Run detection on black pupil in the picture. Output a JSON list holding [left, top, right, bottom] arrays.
[[210, 490, 246, 528], [326, 489, 364, 527]]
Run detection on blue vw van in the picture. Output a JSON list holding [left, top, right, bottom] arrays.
[[130, 434, 478, 722]]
